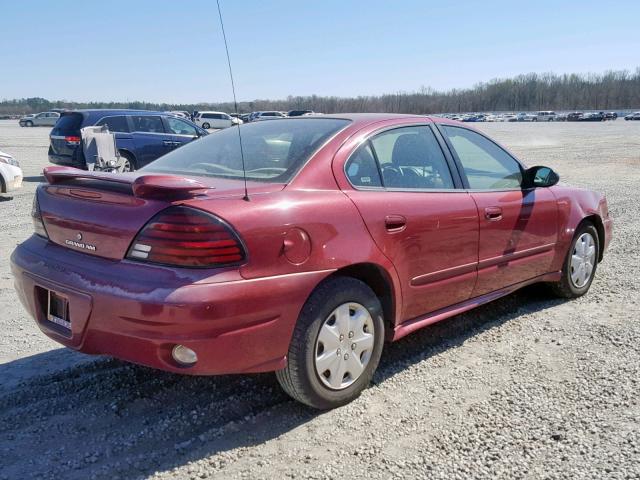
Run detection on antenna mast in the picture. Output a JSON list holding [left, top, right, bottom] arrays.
[[216, 0, 249, 201]]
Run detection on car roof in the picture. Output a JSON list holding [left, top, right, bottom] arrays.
[[68, 109, 166, 115]]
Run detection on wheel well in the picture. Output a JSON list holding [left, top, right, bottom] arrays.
[[581, 215, 605, 262], [118, 149, 136, 165], [0, 174, 6, 193], [329, 263, 395, 336]]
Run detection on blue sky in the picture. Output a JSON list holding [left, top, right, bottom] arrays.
[[1, 0, 639, 103]]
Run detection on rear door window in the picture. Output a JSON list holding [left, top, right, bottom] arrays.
[[96, 115, 130, 133], [131, 115, 165, 133], [369, 126, 455, 189]]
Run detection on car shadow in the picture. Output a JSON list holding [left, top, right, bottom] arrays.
[[0, 284, 563, 479], [21, 175, 46, 183]]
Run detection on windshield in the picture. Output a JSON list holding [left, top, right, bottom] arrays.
[[142, 118, 350, 182]]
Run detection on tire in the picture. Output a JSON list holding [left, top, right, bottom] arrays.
[[118, 151, 136, 172], [25, 121, 33, 127], [549, 222, 599, 298], [202, 122, 210, 129], [276, 277, 385, 409]]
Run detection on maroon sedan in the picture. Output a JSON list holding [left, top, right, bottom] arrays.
[[11, 114, 612, 409]]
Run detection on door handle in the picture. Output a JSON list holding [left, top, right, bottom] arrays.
[[163, 140, 174, 146], [484, 206, 503, 221], [385, 215, 407, 232]]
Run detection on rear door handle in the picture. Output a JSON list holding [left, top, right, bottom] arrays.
[[385, 215, 407, 232], [484, 206, 503, 221]]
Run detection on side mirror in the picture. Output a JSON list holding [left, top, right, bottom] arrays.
[[523, 165, 559, 188]]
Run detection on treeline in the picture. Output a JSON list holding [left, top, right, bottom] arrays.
[[2, 69, 639, 116]]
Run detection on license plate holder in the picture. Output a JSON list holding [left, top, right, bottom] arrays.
[[47, 290, 71, 331]]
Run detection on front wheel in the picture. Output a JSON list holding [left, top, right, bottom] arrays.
[[25, 121, 33, 127], [201, 122, 210, 129], [549, 223, 599, 298], [276, 277, 385, 409]]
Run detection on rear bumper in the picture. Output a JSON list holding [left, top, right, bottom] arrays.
[[11, 236, 332, 375]]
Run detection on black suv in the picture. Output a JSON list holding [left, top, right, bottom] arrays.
[[49, 109, 207, 170]]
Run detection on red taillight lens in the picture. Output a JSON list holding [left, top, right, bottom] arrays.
[[65, 136, 81, 145], [126, 206, 246, 267], [31, 195, 49, 239]]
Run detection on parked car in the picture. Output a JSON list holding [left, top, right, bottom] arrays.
[[624, 112, 640, 120], [12, 114, 612, 409], [516, 112, 537, 122], [555, 113, 568, 121], [287, 110, 314, 117], [566, 112, 584, 121], [578, 112, 605, 122], [250, 111, 287, 122], [193, 111, 238, 129], [0, 149, 22, 193], [239, 113, 252, 123], [536, 111, 557, 121], [167, 111, 192, 120], [19, 111, 60, 127], [604, 112, 618, 121], [48, 110, 207, 171]]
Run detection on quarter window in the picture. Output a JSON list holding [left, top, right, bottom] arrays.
[[369, 126, 454, 189], [345, 142, 382, 187], [442, 126, 522, 189], [96, 115, 130, 133], [131, 115, 165, 133]]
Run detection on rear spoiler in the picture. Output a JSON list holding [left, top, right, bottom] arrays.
[[43, 166, 212, 200]]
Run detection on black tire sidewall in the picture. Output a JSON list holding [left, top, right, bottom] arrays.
[[202, 122, 210, 129], [564, 223, 599, 296], [297, 278, 385, 408]]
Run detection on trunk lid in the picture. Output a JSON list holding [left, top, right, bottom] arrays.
[[39, 167, 284, 261]]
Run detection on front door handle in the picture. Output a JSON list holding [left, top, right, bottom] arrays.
[[484, 206, 503, 221], [385, 215, 407, 232]]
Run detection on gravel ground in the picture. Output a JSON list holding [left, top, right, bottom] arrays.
[[0, 119, 639, 480]]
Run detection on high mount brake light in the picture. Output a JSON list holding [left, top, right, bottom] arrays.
[[126, 206, 246, 268], [31, 195, 48, 239]]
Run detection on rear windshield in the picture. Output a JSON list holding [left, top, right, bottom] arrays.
[[142, 118, 350, 183], [54, 112, 83, 133]]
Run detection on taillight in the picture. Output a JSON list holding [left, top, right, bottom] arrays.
[[65, 136, 81, 145], [126, 206, 246, 267], [31, 195, 48, 239]]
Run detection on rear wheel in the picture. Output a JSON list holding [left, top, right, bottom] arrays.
[[550, 223, 599, 298], [118, 151, 136, 172], [202, 122, 210, 129], [276, 277, 385, 409]]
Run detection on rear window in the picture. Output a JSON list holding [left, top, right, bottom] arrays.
[[142, 118, 350, 183], [54, 112, 83, 133]]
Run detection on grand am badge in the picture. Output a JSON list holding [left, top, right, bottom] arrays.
[[65, 234, 96, 252]]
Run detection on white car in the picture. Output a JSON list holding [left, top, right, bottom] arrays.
[[193, 111, 239, 129], [166, 111, 191, 120], [0, 150, 23, 194]]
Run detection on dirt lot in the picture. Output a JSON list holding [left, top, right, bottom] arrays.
[[0, 119, 639, 480]]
